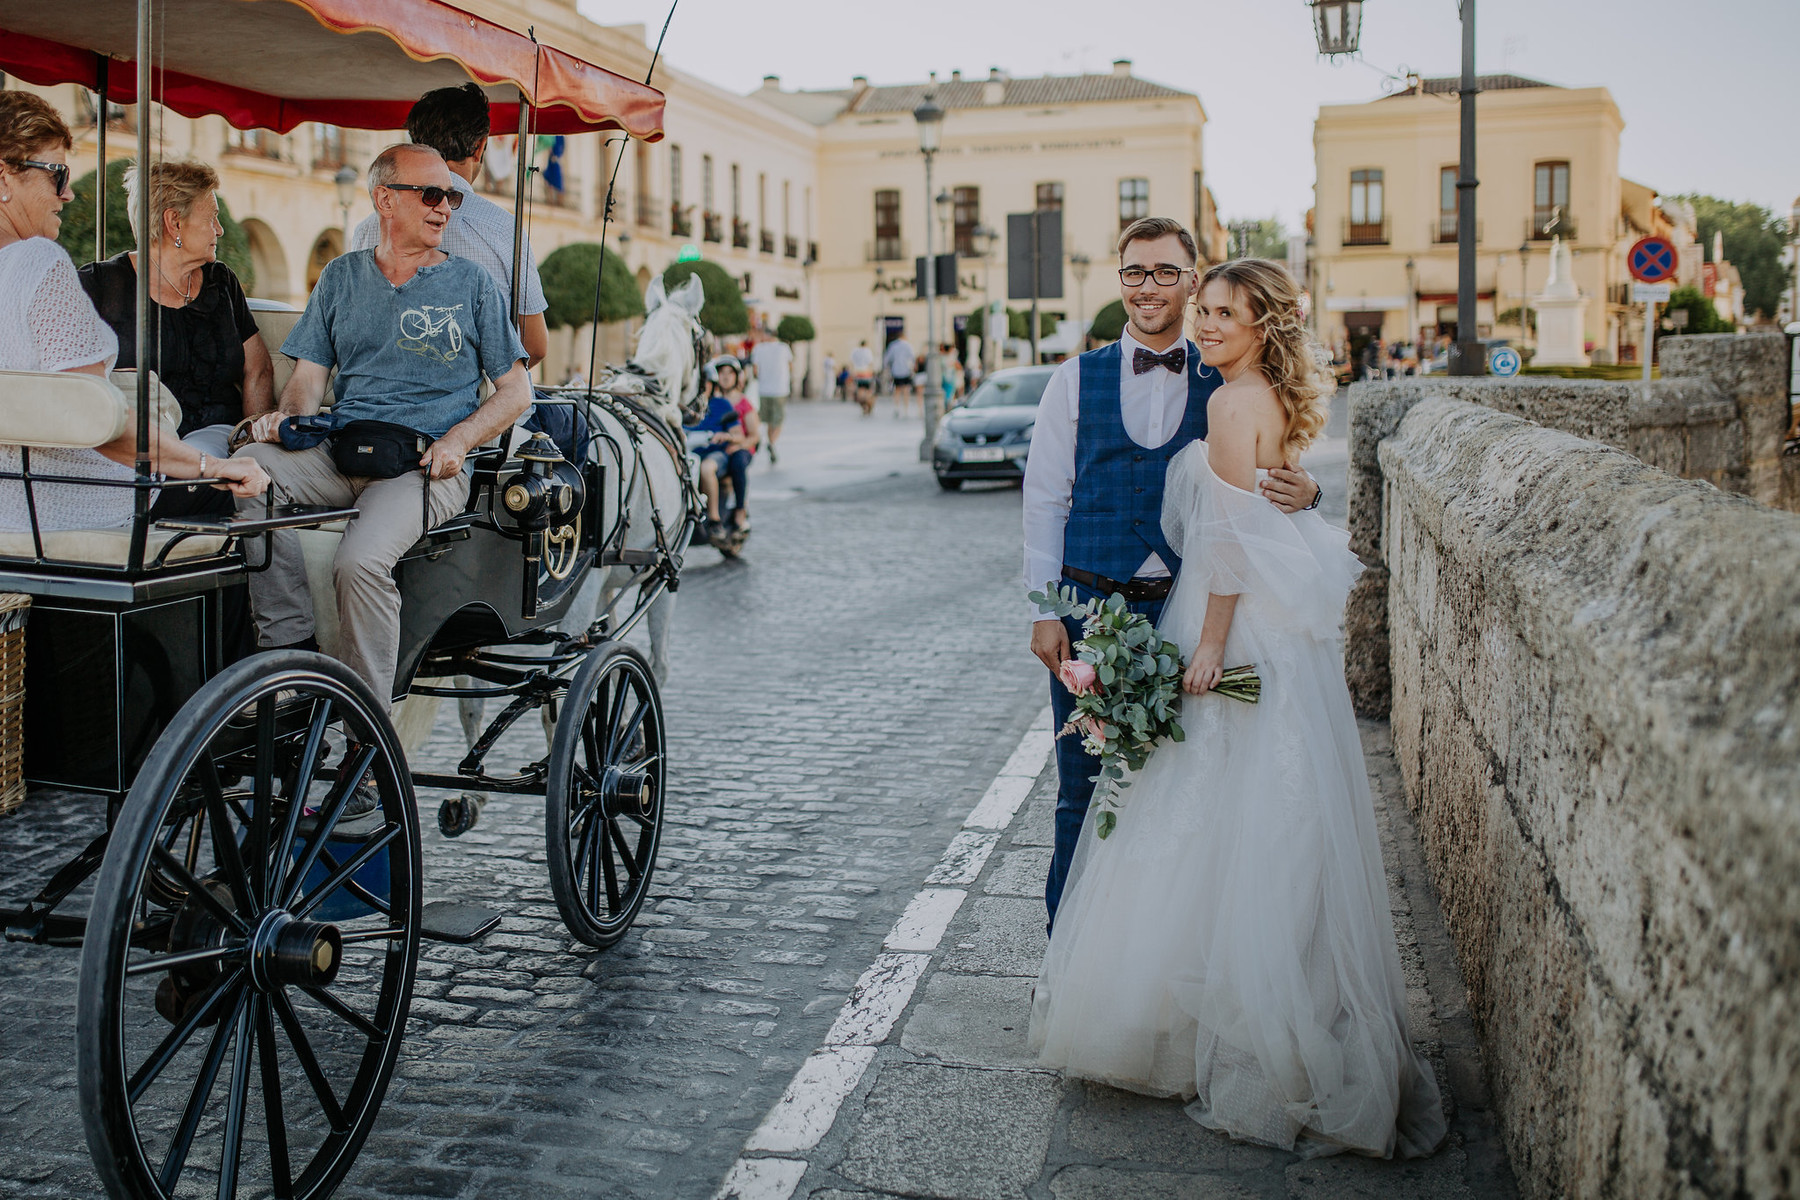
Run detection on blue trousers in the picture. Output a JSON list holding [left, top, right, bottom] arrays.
[[1044, 576, 1167, 932]]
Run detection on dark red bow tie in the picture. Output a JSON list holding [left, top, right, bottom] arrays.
[[1132, 346, 1185, 375]]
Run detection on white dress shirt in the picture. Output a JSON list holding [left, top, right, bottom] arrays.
[[1022, 328, 1204, 622]]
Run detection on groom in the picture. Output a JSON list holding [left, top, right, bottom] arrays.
[[1022, 216, 1321, 930]]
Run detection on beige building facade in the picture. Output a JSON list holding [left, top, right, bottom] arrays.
[[1312, 75, 1649, 366], [754, 63, 1225, 367]]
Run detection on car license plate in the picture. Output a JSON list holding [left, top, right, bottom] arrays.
[[961, 446, 1007, 463]]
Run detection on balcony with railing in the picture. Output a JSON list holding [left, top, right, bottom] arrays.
[[785, 236, 799, 260], [703, 211, 723, 243], [732, 218, 751, 249], [1527, 211, 1578, 242], [1342, 216, 1390, 247], [867, 238, 907, 263], [1432, 215, 1484, 244], [760, 228, 776, 255]]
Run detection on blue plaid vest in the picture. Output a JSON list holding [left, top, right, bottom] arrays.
[[1062, 339, 1216, 582]]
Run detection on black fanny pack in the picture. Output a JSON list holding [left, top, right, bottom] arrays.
[[331, 419, 430, 479]]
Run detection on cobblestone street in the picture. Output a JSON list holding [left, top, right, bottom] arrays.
[[0, 400, 1048, 1199]]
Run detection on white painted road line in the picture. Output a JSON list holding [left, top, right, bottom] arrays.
[[742, 1045, 879, 1154], [713, 1155, 809, 1200], [825, 952, 931, 1047], [924, 829, 1002, 886], [718, 707, 1054, 1200], [883, 888, 967, 952]]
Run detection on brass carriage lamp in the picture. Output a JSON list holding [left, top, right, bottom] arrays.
[[1308, 0, 1363, 56]]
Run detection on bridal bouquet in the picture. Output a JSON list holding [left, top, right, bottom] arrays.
[[1031, 584, 1260, 838]]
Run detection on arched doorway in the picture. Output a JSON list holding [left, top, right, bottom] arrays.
[[239, 218, 291, 305], [306, 229, 343, 295]]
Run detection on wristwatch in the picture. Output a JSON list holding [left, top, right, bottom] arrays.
[[1303, 482, 1323, 512]]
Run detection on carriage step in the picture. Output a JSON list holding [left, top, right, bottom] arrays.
[[419, 901, 503, 944]]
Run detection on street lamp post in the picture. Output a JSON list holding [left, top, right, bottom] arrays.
[[935, 188, 954, 381], [1311, 0, 1482, 375], [914, 93, 944, 457], [333, 165, 358, 246], [970, 223, 998, 376], [1069, 253, 1091, 349], [1517, 241, 1532, 355]]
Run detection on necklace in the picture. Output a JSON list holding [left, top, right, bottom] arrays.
[[148, 255, 195, 305]]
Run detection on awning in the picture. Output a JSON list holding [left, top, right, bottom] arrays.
[[0, 0, 665, 139]]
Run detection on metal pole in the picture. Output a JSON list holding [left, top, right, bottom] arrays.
[[509, 87, 530, 332], [1643, 301, 1655, 384], [922, 148, 940, 454], [1450, 0, 1484, 376], [128, 0, 152, 570], [1029, 211, 1041, 366], [94, 57, 107, 263]]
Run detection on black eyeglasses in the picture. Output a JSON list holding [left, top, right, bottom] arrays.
[[381, 183, 465, 210], [16, 160, 71, 196], [1118, 266, 1192, 287]]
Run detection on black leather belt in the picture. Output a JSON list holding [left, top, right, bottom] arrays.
[[1061, 566, 1172, 602]]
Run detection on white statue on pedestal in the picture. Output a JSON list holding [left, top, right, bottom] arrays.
[[1531, 234, 1590, 368]]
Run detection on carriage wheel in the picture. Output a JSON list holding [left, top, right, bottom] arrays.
[[78, 651, 421, 1200], [546, 641, 666, 948]]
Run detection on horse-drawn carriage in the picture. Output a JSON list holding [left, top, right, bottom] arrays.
[[0, 2, 705, 1195]]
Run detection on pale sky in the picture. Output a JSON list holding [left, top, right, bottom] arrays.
[[581, 0, 1799, 234]]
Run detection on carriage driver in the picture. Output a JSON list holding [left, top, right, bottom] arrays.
[[234, 142, 531, 706]]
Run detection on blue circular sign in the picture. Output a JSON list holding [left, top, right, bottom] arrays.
[[1489, 345, 1522, 377], [1628, 236, 1678, 284]]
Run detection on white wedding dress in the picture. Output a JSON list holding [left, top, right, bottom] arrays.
[[1029, 441, 1446, 1160]]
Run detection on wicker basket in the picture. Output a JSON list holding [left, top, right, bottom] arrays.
[[0, 593, 28, 816]]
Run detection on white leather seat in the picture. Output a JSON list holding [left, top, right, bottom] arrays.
[[0, 527, 226, 565]]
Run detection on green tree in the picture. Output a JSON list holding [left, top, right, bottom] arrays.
[[775, 314, 815, 343], [1667, 193, 1789, 319], [1664, 285, 1734, 335], [661, 259, 748, 335], [1226, 214, 1289, 261], [966, 305, 1058, 341], [539, 242, 643, 329], [56, 160, 255, 290], [1089, 299, 1126, 342]]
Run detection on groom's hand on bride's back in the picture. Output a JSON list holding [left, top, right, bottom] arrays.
[[1259, 463, 1321, 514], [1032, 619, 1072, 673]]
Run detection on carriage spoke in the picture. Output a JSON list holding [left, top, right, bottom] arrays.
[[623, 807, 656, 831], [271, 987, 347, 1131], [298, 983, 384, 1041], [255, 997, 294, 1199], [338, 926, 408, 944], [215, 998, 256, 1200], [197, 758, 259, 920], [602, 675, 629, 755], [609, 695, 650, 765], [607, 818, 643, 882], [581, 812, 603, 915], [152, 845, 250, 937], [156, 987, 247, 1194], [125, 943, 241, 978], [127, 969, 246, 1103], [281, 742, 378, 907], [599, 824, 623, 912], [249, 695, 278, 906], [271, 698, 334, 898], [292, 823, 402, 920]]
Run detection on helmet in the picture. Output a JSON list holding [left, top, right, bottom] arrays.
[[703, 355, 743, 385]]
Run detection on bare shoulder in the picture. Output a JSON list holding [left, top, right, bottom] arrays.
[[1207, 373, 1282, 426]]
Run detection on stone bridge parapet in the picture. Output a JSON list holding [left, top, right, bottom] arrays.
[[1375, 397, 1799, 1198]]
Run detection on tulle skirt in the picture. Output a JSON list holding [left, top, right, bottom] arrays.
[[1029, 606, 1446, 1160]]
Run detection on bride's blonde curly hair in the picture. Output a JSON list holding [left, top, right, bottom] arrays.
[[1197, 258, 1333, 455]]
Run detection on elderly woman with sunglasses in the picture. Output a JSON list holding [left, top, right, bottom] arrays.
[[0, 91, 266, 534], [78, 160, 275, 510]]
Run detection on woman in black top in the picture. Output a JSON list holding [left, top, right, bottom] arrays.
[[79, 160, 275, 512]]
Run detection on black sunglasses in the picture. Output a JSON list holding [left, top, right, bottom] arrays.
[[16, 159, 71, 196], [382, 182, 464, 210]]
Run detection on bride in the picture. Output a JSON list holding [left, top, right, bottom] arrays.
[[1029, 259, 1445, 1160]]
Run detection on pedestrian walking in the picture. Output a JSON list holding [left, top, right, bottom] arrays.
[[750, 330, 792, 466], [850, 339, 876, 414], [821, 350, 837, 400], [884, 333, 917, 418]]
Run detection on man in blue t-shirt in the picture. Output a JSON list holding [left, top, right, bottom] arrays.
[[234, 142, 531, 704]]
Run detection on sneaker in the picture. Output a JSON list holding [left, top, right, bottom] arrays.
[[768, 444, 778, 466]]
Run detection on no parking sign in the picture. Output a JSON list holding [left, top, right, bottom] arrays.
[[1628, 236, 1678, 284]]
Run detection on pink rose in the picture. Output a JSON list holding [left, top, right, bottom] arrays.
[[1079, 715, 1104, 741], [1059, 659, 1099, 695]]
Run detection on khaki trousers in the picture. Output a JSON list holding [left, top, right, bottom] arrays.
[[235, 443, 469, 704]]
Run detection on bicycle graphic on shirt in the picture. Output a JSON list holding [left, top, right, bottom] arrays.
[[397, 304, 464, 364]]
